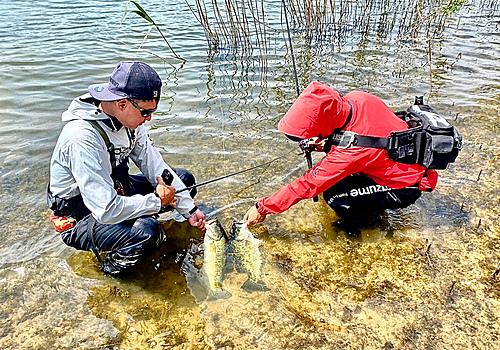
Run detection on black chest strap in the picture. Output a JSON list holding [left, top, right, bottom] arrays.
[[324, 101, 353, 153], [330, 131, 390, 149], [87, 120, 116, 168]]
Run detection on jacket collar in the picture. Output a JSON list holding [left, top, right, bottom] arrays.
[[81, 96, 123, 131], [101, 113, 123, 131]]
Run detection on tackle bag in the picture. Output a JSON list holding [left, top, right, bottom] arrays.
[[329, 99, 462, 170], [389, 104, 462, 169]]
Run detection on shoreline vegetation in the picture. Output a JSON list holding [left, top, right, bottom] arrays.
[[118, 0, 497, 93], [122, 0, 489, 59]]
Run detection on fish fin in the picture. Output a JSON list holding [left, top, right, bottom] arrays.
[[230, 221, 238, 239], [232, 258, 246, 274], [215, 219, 229, 240], [207, 289, 232, 301], [241, 279, 269, 292]]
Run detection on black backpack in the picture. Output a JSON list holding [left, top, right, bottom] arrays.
[[329, 97, 462, 170]]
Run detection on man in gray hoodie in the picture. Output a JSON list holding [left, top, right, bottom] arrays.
[[47, 61, 206, 274]]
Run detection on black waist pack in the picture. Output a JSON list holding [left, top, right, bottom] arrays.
[[389, 104, 462, 169], [47, 185, 90, 221], [329, 102, 462, 170]]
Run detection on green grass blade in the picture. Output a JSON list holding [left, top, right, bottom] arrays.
[[130, 1, 154, 24], [120, 0, 184, 61], [131, 10, 153, 24]]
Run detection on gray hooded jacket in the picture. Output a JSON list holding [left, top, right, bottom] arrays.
[[49, 94, 196, 224]]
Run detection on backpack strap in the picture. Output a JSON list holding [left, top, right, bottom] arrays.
[[329, 121, 421, 168], [328, 101, 395, 149], [324, 101, 353, 153], [87, 120, 116, 168], [337, 101, 354, 131], [325, 101, 390, 150], [330, 131, 390, 149]]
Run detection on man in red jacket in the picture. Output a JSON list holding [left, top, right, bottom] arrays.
[[244, 81, 438, 234]]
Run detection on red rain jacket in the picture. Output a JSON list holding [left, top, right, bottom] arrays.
[[257, 81, 438, 215]]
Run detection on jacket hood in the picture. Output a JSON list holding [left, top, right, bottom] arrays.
[[278, 81, 351, 139], [61, 93, 108, 122]]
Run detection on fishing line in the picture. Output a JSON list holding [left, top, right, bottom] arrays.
[[218, 95, 233, 200], [234, 158, 276, 199], [281, 0, 300, 97], [175, 157, 282, 194]]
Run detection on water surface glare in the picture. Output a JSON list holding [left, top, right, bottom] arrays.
[[0, 0, 499, 349]]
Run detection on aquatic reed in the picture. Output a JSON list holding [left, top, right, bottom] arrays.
[[122, 0, 185, 61], [183, 0, 466, 56], [120, 0, 483, 63], [184, 0, 270, 57], [119, 0, 481, 61]]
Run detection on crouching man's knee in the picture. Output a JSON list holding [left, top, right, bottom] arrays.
[[103, 217, 164, 275]]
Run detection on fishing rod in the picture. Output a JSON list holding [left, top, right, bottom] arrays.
[[168, 158, 280, 194], [282, 0, 318, 202]]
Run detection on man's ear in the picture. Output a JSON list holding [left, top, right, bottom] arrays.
[[116, 99, 128, 110]]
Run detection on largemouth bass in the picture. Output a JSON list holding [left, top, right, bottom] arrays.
[[203, 218, 231, 300], [229, 221, 268, 291]]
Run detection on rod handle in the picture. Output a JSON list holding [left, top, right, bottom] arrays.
[[305, 152, 319, 202]]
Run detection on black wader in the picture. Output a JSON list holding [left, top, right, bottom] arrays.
[[323, 174, 421, 231]]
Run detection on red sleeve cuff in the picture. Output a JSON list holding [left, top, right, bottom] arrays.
[[256, 198, 270, 215]]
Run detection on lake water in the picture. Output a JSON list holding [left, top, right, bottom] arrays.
[[0, 0, 499, 349]]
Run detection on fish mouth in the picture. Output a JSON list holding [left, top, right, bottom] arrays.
[[230, 220, 248, 239], [205, 217, 228, 240], [232, 220, 246, 230]]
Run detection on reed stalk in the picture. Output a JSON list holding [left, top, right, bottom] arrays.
[[122, 1, 185, 61], [179, 0, 480, 61]]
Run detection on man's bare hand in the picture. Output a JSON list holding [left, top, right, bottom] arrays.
[[243, 205, 266, 227], [308, 137, 326, 152], [155, 175, 177, 207], [188, 209, 206, 232]]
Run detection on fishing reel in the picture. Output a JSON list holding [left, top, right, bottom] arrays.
[[298, 137, 326, 156], [298, 138, 316, 156], [298, 138, 325, 166], [297, 138, 315, 170], [158, 169, 175, 214], [161, 168, 174, 186]]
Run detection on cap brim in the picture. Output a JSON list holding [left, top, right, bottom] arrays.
[[88, 83, 128, 101]]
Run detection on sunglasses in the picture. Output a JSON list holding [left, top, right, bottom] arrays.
[[128, 99, 156, 118]]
